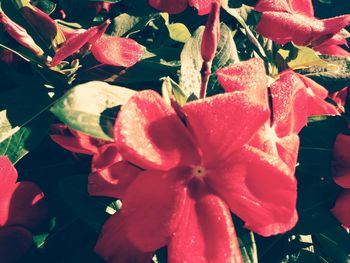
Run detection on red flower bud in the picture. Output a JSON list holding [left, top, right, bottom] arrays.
[[201, 1, 220, 63]]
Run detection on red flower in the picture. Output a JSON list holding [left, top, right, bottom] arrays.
[[313, 35, 350, 57], [94, 59, 298, 262], [329, 86, 349, 114], [50, 124, 140, 199], [0, 156, 47, 263], [331, 132, 350, 228], [50, 20, 144, 68], [254, 0, 350, 49], [149, 0, 219, 15]]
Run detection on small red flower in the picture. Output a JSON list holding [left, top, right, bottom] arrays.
[[50, 20, 144, 68], [331, 132, 350, 228], [149, 0, 219, 15], [0, 156, 47, 262], [50, 124, 140, 199], [254, 0, 350, 50], [94, 58, 299, 262]]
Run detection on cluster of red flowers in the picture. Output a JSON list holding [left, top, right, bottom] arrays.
[[1, 0, 350, 262]]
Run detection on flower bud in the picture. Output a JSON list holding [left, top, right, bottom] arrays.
[[200, 0, 220, 63]]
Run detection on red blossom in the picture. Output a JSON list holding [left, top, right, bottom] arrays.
[[94, 58, 299, 262], [0, 156, 47, 262], [331, 132, 350, 228], [50, 124, 141, 199], [254, 0, 350, 51], [149, 0, 219, 15], [50, 20, 144, 67]]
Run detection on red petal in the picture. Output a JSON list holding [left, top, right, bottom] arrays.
[[320, 15, 350, 42], [256, 12, 319, 45], [0, 226, 33, 263], [0, 156, 18, 189], [50, 20, 110, 67], [0, 12, 44, 56], [4, 181, 47, 230], [206, 146, 298, 236], [115, 90, 200, 171], [314, 44, 350, 57], [270, 71, 309, 136], [168, 185, 243, 263], [91, 36, 144, 67], [95, 214, 153, 263], [50, 124, 106, 155], [91, 144, 121, 171], [255, 0, 291, 12], [298, 74, 339, 116], [122, 168, 190, 251], [216, 58, 268, 104], [289, 0, 314, 17], [188, 0, 217, 15], [331, 190, 350, 228], [332, 134, 350, 188], [182, 92, 269, 165], [148, 0, 188, 14], [88, 161, 141, 199]]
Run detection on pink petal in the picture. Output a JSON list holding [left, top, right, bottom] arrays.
[[182, 92, 269, 165], [95, 214, 153, 263], [216, 58, 268, 104], [270, 71, 309, 136], [255, 0, 292, 12], [0, 226, 33, 263], [88, 161, 141, 199], [331, 190, 350, 228], [288, 0, 314, 17], [114, 90, 200, 171], [256, 12, 319, 45], [320, 15, 350, 43], [0, 156, 18, 189], [122, 168, 191, 251], [332, 133, 350, 188], [168, 185, 243, 263], [298, 74, 339, 116], [90, 35, 144, 67], [50, 124, 104, 155], [50, 20, 110, 67], [315, 44, 350, 57], [4, 181, 47, 230], [0, 12, 44, 56], [329, 87, 348, 112], [148, 0, 188, 14], [206, 145, 298, 236], [189, 0, 217, 15], [91, 144, 121, 171]]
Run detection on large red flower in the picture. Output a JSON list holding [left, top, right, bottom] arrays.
[[0, 156, 47, 263], [331, 132, 350, 228], [94, 58, 299, 262], [254, 0, 350, 51], [149, 0, 219, 15]]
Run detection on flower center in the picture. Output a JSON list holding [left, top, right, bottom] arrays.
[[192, 165, 206, 178]]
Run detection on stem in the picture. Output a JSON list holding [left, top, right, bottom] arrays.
[[200, 61, 212, 99]]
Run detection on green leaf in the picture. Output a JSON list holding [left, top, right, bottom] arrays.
[[50, 81, 136, 141], [31, 0, 56, 14], [161, 77, 187, 106], [179, 23, 238, 98], [278, 45, 337, 71], [59, 174, 118, 231], [167, 23, 191, 43], [0, 85, 53, 144], [298, 55, 350, 93], [107, 13, 163, 37], [314, 226, 350, 263], [0, 110, 53, 164]]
